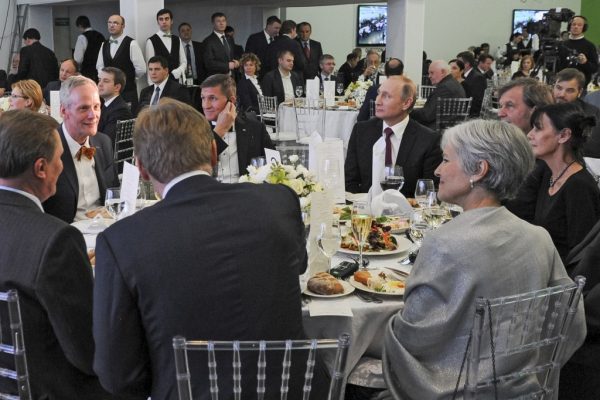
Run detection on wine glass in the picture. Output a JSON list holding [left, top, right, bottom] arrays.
[[317, 219, 342, 273], [295, 85, 304, 98], [320, 158, 340, 191], [409, 209, 429, 246], [381, 165, 405, 192], [336, 82, 344, 97], [351, 201, 372, 270], [414, 179, 435, 208], [105, 187, 126, 220], [250, 156, 266, 168]]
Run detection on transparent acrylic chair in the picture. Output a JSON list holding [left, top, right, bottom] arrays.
[[293, 98, 325, 143], [460, 276, 585, 400], [435, 97, 472, 133], [113, 118, 136, 172], [420, 85, 436, 99], [0, 290, 32, 400], [173, 333, 350, 400]]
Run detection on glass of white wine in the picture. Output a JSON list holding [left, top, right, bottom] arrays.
[[105, 187, 126, 220], [414, 179, 435, 208], [409, 209, 429, 246], [317, 219, 342, 273], [351, 201, 372, 270]]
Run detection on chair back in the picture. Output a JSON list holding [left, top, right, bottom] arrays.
[[293, 98, 325, 142], [369, 99, 376, 119], [113, 118, 136, 171], [463, 276, 585, 399], [257, 95, 278, 133], [435, 97, 472, 134], [0, 290, 31, 400], [420, 85, 436, 99], [173, 333, 350, 400]]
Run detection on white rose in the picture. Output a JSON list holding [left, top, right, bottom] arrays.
[[288, 154, 299, 163]]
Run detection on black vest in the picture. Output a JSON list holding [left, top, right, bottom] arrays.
[[102, 36, 136, 95], [149, 34, 181, 76], [82, 30, 105, 81]]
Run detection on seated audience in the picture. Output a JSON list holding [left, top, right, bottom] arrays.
[[0, 110, 109, 399], [497, 77, 554, 134], [358, 49, 381, 82], [511, 54, 536, 80], [456, 51, 486, 116], [138, 56, 191, 114], [507, 103, 600, 261], [448, 58, 465, 84], [43, 58, 78, 105], [337, 52, 360, 90], [476, 53, 494, 80], [93, 98, 326, 400], [345, 75, 441, 197], [357, 58, 404, 122], [261, 50, 303, 105], [584, 76, 600, 109], [411, 60, 466, 129], [382, 119, 585, 399], [9, 79, 43, 112], [42, 75, 118, 223], [97, 66, 133, 144], [236, 52, 263, 113], [317, 54, 342, 90]]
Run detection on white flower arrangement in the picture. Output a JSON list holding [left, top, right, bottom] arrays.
[[344, 79, 373, 103]]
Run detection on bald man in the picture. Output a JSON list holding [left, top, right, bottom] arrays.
[[411, 59, 466, 129]]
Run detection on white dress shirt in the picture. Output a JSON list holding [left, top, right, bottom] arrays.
[[163, 170, 211, 198], [62, 124, 101, 221], [181, 40, 197, 80], [145, 30, 187, 84], [217, 131, 239, 183], [382, 116, 410, 167], [96, 34, 146, 78], [74, 28, 92, 64], [0, 185, 43, 211], [280, 68, 294, 101]]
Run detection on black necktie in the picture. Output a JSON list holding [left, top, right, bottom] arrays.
[[221, 35, 231, 60], [185, 44, 193, 78]]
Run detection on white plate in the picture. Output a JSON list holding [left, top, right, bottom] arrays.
[[71, 218, 114, 234], [338, 235, 411, 256], [304, 279, 355, 298], [349, 270, 405, 296]]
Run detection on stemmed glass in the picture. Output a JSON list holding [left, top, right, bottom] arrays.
[[336, 82, 344, 97], [320, 158, 340, 192], [295, 85, 304, 98], [250, 156, 266, 168], [381, 165, 405, 192], [414, 179, 435, 208], [317, 219, 342, 273], [105, 187, 127, 220], [409, 209, 429, 246], [351, 201, 372, 270]]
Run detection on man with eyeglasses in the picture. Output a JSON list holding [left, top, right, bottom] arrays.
[[96, 14, 146, 113]]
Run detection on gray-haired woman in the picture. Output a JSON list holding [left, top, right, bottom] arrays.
[[381, 120, 586, 399]]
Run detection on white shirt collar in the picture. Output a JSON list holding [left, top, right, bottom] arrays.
[[263, 30, 272, 42], [463, 67, 473, 78], [153, 78, 169, 92], [214, 31, 225, 38], [62, 123, 92, 158], [110, 34, 123, 42], [157, 30, 171, 36], [163, 170, 211, 198], [103, 95, 118, 107], [0, 185, 43, 211], [383, 116, 409, 139]]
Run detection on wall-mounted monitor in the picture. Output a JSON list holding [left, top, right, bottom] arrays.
[[357, 5, 387, 47], [512, 9, 547, 33]]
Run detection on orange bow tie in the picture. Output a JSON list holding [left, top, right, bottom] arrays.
[[75, 146, 96, 161]]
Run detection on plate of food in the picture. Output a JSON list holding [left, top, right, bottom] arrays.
[[304, 272, 355, 298], [338, 222, 411, 255], [349, 270, 405, 295]]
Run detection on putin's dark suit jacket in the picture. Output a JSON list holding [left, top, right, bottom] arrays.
[[42, 126, 118, 223], [93, 175, 328, 400], [261, 69, 303, 105], [264, 35, 305, 77], [411, 74, 466, 129], [236, 77, 261, 113], [296, 38, 323, 79], [99, 95, 133, 144], [11, 41, 59, 88], [0, 190, 110, 399], [202, 32, 235, 76], [462, 68, 487, 116], [345, 117, 442, 197], [138, 80, 191, 114]]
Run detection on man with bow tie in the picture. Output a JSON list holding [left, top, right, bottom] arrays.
[[43, 76, 118, 223], [145, 8, 187, 85]]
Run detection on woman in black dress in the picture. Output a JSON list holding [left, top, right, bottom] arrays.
[[236, 53, 263, 114]]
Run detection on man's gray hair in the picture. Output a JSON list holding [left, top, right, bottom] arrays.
[[497, 78, 554, 109], [60, 75, 97, 107], [442, 120, 534, 201]]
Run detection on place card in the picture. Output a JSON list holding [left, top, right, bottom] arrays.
[[120, 162, 139, 217], [50, 91, 62, 123], [308, 300, 353, 317], [305, 77, 320, 101], [323, 80, 336, 106], [264, 148, 281, 164]]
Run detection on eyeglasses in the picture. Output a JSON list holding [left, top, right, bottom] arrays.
[[10, 94, 28, 100]]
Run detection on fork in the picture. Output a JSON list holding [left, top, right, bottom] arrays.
[[355, 291, 383, 303]]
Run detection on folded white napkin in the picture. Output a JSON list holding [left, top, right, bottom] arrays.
[[369, 136, 386, 200], [306, 77, 320, 100], [371, 189, 413, 217], [308, 131, 323, 171]]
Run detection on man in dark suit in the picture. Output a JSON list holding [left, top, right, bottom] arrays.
[[43, 76, 118, 223], [10, 28, 59, 89], [296, 22, 323, 80], [138, 56, 191, 113], [357, 58, 404, 122], [457, 51, 486, 117], [264, 20, 305, 78], [43, 58, 78, 105], [345, 76, 442, 197], [411, 60, 466, 129], [98, 67, 133, 144], [202, 13, 239, 77], [201, 74, 274, 182], [178, 22, 206, 85], [93, 99, 326, 400], [245, 15, 281, 79], [337, 52, 360, 90], [261, 50, 303, 105], [0, 110, 109, 399], [145, 9, 187, 84], [317, 54, 344, 92]]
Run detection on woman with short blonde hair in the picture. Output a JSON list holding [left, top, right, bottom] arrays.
[[10, 79, 44, 112]]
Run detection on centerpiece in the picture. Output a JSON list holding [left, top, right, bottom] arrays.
[[344, 79, 373, 106]]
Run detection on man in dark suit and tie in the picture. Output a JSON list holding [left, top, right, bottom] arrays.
[[202, 13, 239, 77], [296, 22, 323, 80], [9, 28, 59, 89], [43, 76, 118, 223], [264, 20, 305, 78], [457, 51, 487, 117], [261, 50, 303, 105], [317, 54, 343, 92], [245, 15, 281, 79], [98, 67, 133, 144], [345, 76, 442, 197], [138, 56, 191, 113], [178, 22, 206, 85], [93, 99, 326, 400], [0, 110, 110, 399], [411, 60, 466, 129]]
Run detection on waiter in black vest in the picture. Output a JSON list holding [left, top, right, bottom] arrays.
[[97, 14, 146, 114], [73, 16, 104, 82], [145, 8, 187, 85]]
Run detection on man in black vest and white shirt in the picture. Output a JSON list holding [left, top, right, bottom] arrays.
[[73, 15, 105, 82], [96, 14, 146, 114], [145, 8, 187, 85]]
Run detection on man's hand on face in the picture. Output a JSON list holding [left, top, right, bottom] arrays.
[[213, 100, 237, 137]]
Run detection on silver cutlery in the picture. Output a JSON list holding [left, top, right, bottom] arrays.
[[355, 291, 383, 303]]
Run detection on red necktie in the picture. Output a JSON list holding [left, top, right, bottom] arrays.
[[384, 128, 394, 166], [303, 42, 311, 60], [76, 146, 96, 161]]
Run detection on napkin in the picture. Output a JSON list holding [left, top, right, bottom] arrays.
[[50, 91, 62, 123], [369, 136, 386, 200], [120, 162, 140, 217], [323, 80, 336, 106], [308, 300, 353, 317], [305, 77, 320, 101], [371, 190, 413, 217], [308, 131, 323, 172]]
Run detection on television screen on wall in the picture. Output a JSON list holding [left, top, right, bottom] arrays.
[[357, 5, 387, 46], [512, 9, 547, 33]]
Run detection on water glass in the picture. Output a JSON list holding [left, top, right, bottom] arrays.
[[409, 209, 429, 246], [381, 165, 405, 192], [317, 219, 342, 273], [320, 158, 340, 191], [105, 187, 126, 220], [414, 179, 435, 208]]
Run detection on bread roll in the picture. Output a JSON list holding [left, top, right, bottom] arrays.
[[353, 270, 371, 286], [307, 272, 344, 295]]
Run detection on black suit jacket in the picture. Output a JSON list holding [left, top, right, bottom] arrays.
[[264, 35, 305, 77], [578, 99, 600, 158], [337, 61, 358, 90], [93, 175, 327, 400], [234, 115, 275, 172], [11, 41, 59, 88], [0, 190, 109, 399], [99, 95, 133, 144], [345, 117, 442, 197], [462, 68, 487, 116], [43, 80, 62, 105], [261, 69, 303, 105], [296, 39, 323, 79], [138, 80, 192, 114], [236, 77, 261, 113], [245, 31, 271, 77], [411, 75, 466, 128], [43, 127, 118, 223], [202, 32, 235, 76]]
